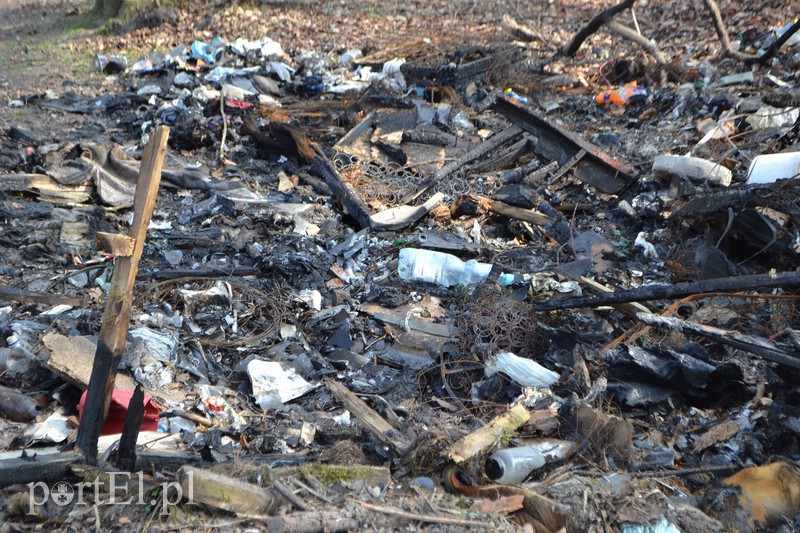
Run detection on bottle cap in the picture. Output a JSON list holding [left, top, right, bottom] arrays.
[[498, 273, 515, 286]]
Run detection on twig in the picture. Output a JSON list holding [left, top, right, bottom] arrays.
[[568, 463, 739, 478], [219, 92, 228, 161], [536, 270, 800, 311], [630, 6, 641, 35], [273, 479, 311, 511], [356, 500, 490, 528], [293, 477, 332, 503]]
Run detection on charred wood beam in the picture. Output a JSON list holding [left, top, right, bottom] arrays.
[[326, 380, 410, 455], [312, 147, 373, 229], [400, 125, 524, 204], [493, 97, 636, 194], [453, 194, 553, 226], [114, 386, 145, 472], [536, 270, 800, 311], [563, 0, 636, 56], [0, 455, 72, 487], [334, 111, 376, 149], [637, 313, 800, 370]]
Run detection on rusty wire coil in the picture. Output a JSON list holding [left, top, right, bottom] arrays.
[[142, 277, 286, 348]]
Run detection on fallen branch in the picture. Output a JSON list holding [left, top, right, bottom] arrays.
[[272, 479, 310, 512], [453, 194, 553, 226], [636, 312, 800, 370], [536, 270, 800, 311], [160, 409, 214, 428], [703, 0, 800, 64], [219, 92, 227, 161], [604, 21, 666, 65], [563, 0, 636, 56], [445, 403, 530, 463], [179, 465, 278, 517], [502, 14, 547, 44], [356, 500, 490, 528]]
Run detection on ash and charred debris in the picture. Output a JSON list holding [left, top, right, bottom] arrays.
[[0, 14, 800, 531]]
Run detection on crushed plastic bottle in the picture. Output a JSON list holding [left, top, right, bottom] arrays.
[[595, 81, 647, 105], [398, 249, 513, 287]]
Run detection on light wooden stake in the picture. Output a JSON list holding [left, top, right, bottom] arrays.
[[75, 126, 169, 463]]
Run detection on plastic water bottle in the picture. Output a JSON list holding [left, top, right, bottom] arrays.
[[398, 249, 513, 287], [485, 446, 546, 484]]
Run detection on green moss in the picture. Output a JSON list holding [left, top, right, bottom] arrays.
[[299, 463, 377, 486]]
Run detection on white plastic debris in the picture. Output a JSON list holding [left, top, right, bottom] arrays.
[[634, 232, 658, 259], [222, 83, 255, 100], [620, 516, 681, 533], [129, 327, 179, 363], [653, 154, 732, 187], [25, 413, 71, 444], [296, 289, 322, 311], [280, 325, 297, 339], [177, 281, 232, 308], [230, 37, 284, 59], [485, 352, 559, 389], [134, 362, 174, 389], [192, 85, 221, 103], [746, 151, 800, 185], [136, 84, 162, 96], [368, 57, 406, 93], [265, 61, 295, 83], [745, 105, 799, 130], [341, 49, 363, 64], [204, 65, 261, 84], [247, 360, 318, 410]]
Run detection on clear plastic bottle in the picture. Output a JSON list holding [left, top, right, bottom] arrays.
[[485, 446, 546, 484], [398, 249, 512, 287]]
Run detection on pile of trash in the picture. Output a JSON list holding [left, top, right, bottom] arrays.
[[1, 3, 800, 531]]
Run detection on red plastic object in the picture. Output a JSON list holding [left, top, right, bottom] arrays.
[[78, 388, 160, 435]]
